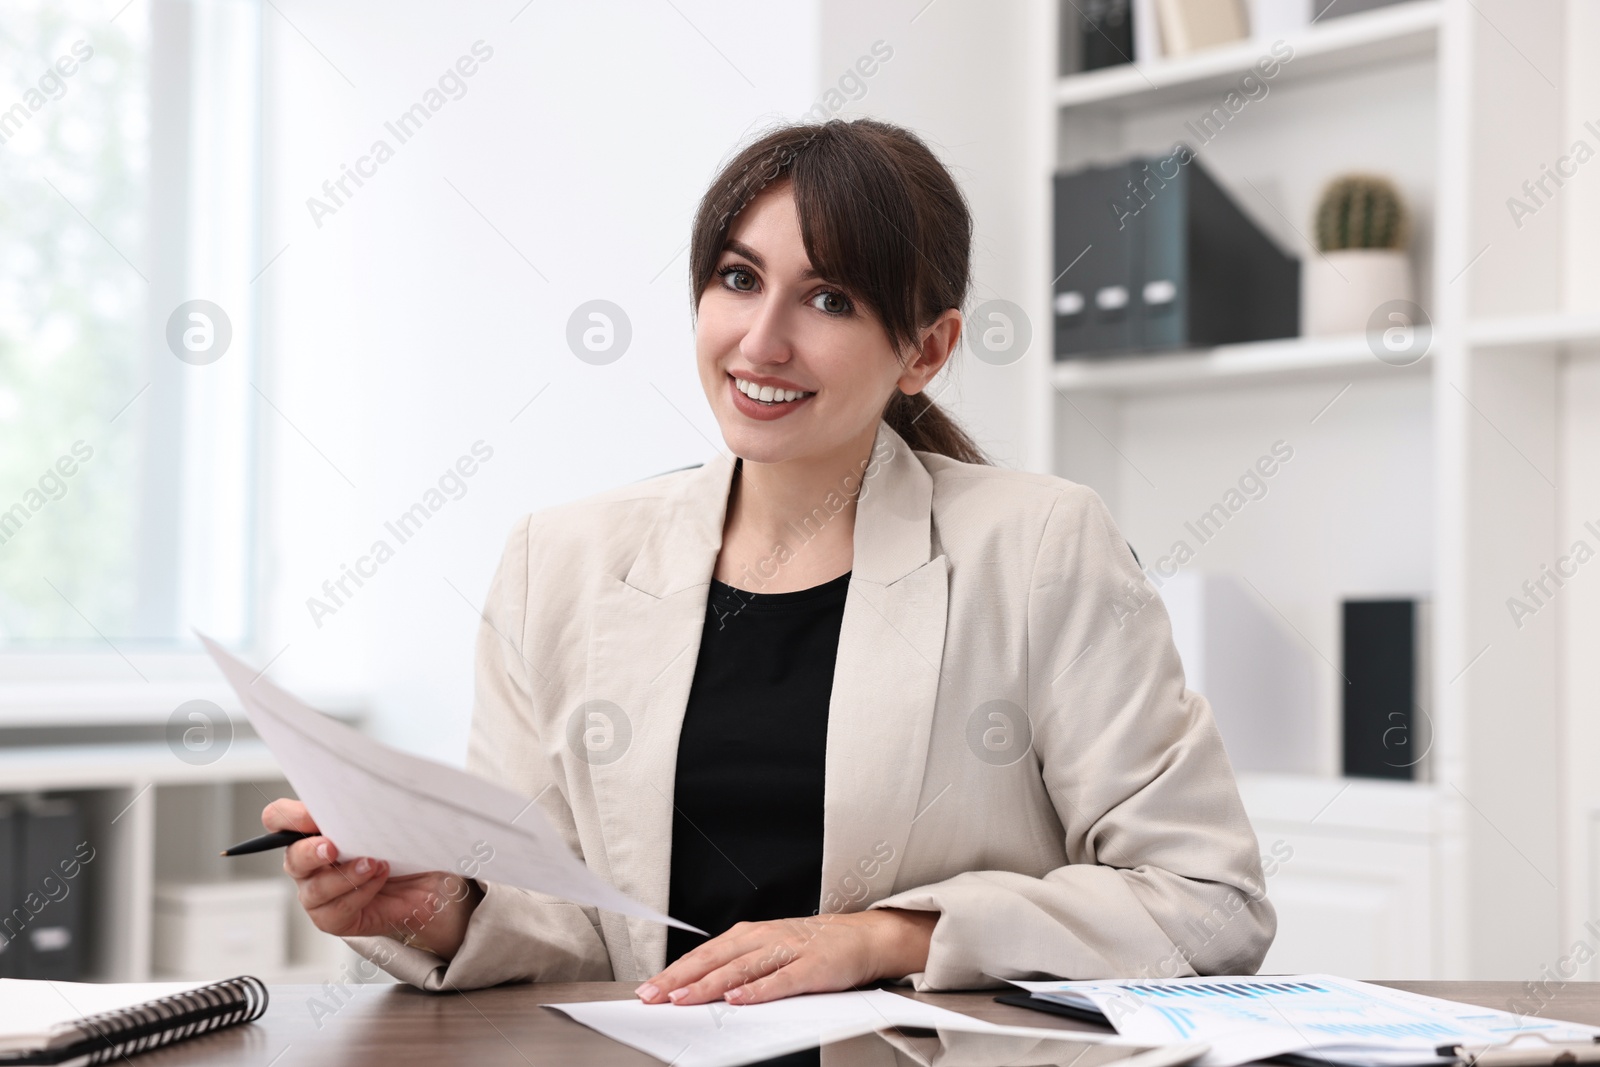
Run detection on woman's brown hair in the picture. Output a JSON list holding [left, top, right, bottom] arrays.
[[688, 117, 989, 466]]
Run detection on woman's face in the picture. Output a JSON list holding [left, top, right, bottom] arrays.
[[695, 181, 932, 467]]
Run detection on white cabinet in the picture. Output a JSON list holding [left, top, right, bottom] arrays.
[[1240, 774, 1438, 979]]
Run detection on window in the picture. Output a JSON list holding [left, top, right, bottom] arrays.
[[0, 0, 258, 652]]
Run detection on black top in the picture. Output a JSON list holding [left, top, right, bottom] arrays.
[[665, 569, 852, 964]]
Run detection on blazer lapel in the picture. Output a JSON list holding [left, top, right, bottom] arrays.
[[819, 422, 948, 913], [585, 451, 736, 976], [584, 420, 948, 975]]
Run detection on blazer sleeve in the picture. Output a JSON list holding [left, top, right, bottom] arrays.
[[868, 484, 1276, 990], [344, 515, 615, 990]]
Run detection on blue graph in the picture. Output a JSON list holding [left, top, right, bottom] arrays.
[[1121, 982, 1329, 998]]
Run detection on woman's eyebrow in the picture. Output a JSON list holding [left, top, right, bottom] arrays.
[[723, 239, 822, 281]]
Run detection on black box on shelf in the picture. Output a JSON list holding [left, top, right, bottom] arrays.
[[12, 797, 89, 980], [1058, 0, 1137, 75], [1342, 598, 1430, 781], [1052, 160, 1137, 355], [1052, 147, 1301, 360], [1079, 0, 1134, 71], [0, 800, 20, 978]]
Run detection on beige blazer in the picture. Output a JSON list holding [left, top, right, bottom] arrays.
[[348, 419, 1275, 991]]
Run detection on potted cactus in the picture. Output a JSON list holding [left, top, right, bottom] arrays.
[[1303, 173, 1414, 336]]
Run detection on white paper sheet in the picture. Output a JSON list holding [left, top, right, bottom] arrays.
[[545, 988, 1172, 1067], [0, 980, 209, 1051], [200, 635, 702, 933], [1011, 974, 1600, 1067]]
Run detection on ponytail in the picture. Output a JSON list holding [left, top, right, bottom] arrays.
[[883, 390, 988, 465]]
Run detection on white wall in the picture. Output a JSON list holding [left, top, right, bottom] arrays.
[[1566, 0, 1600, 313], [258, 1, 821, 756], [1561, 350, 1600, 976]]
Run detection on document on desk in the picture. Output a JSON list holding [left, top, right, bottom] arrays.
[[547, 988, 1176, 1067], [1011, 974, 1600, 1067], [200, 635, 704, 933]]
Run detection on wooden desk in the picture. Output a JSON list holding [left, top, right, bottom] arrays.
[[131, 981, 1600, 1066]]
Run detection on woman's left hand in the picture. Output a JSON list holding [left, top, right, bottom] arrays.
[[634, 908, 938, 1006]]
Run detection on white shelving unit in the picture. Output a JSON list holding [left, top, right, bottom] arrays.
[[1050, 334, 1431, 393], [1034, 0, 1600, 980], [1466, 312, 1600, 351], [0, 739, 358, 984], [1053, 0, 1442, 112]]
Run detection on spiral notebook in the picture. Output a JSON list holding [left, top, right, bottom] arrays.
[[0, 977, 267, 1066]]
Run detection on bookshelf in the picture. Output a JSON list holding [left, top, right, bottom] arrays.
[[1053, 0, 1442, 112], [1032, 0, 1600, 981], [1466, 312, 1600, 351], [0, 739, 360, 984], [1050, 333, 1432, 393]]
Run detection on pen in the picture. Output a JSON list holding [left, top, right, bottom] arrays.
[[220, 829, 314, 856], [1438, 1036, 1600, 1067]]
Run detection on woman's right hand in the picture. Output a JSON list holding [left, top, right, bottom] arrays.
[[262, 798, 483, 961]]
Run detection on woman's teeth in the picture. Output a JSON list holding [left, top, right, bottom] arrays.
[[733, 376, 814, 404]]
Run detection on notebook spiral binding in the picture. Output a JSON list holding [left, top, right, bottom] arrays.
[[63, 976, 268, 1064]]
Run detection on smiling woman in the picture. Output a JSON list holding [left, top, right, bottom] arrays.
[[689, 120, 986, 473], [264, 116, 1275, 1009]]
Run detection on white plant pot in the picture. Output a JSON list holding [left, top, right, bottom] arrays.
[[1302, 249, 1413, 337]]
